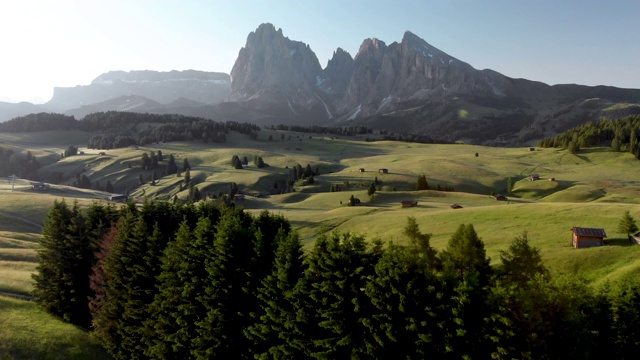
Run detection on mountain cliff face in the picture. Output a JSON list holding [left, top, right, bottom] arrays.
[[5, 23, 640, 144], [230, 23, 327, 122], [46, 70, 230, 112], [227, 23, 640, 145], [322, 48, 354, 98]]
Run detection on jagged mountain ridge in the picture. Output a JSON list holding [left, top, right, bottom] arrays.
[[3, 23, 640, 145], [228, 23, 640, 144]]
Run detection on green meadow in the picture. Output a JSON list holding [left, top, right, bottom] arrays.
[[2, 129, 640, 357]]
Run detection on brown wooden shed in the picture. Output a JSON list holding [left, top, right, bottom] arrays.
[[401, 200, 418, 208], [571, 227, 606, 249]]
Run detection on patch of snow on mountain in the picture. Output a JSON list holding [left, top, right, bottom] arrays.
[[377, 96, 392, 112], [415, 44, 434, 59], [316, 75, 326, 86], [347, 104, 362, 120], [317, 94, 333, 119], [289, 48, 297, 56], [286, 98, 300, 116]]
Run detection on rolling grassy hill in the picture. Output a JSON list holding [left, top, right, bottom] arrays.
[[2, 128, 640, 357]]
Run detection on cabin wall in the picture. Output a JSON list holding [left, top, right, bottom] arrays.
[[573, 234, 604, 248]]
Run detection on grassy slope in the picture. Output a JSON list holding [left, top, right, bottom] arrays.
[[0, 295, 109, 359], [2, 129, 640, 357]]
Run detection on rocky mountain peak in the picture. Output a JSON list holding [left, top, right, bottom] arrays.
[[323, 48, 354, 96], [354, 38, 387, 61], [230, 23, 325, 122]]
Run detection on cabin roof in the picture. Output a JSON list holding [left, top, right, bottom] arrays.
[[572, 227, 607, 238]]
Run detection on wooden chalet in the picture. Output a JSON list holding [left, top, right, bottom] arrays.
[[528, 147, 536, 151], [108, 194, 128, 202], [401, 200, 418, 208], [629, 232, 640, 245], [493, 194, 508, 201], [451, 203, 463, 209], [379, 168, 389, 174], [30, 182, 51, 191], [571, 227, 606, 249], [528, 174, 540, 181], [359, 168, 365, 172]]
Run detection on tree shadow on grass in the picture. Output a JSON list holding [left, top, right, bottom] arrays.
[[605, 237, 636, 247]]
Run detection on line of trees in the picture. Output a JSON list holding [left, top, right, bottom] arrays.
[[0, 111, 260, 149], [416, 174, 455, 192], [269, 124, 373, 136], [538, 115, 640, 157], [32, 200, 640, 359]]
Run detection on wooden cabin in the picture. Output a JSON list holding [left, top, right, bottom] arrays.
[[30, 182, 51, 191], [571, 227, 606, 249], [528, 147, 536, 151], [451, 203, 463, 209], [493, 194, 508, 201], [401, 200, 418, 208], [379, 168, 389, 174], [108, 194, 128, 202], [528, 174, 540, 181], [359, 168, 365, 172]]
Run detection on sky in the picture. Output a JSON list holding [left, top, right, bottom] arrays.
[[1, 0, 639, 104]]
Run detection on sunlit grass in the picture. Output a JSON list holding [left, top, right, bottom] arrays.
[[0, 296, 109, 360]]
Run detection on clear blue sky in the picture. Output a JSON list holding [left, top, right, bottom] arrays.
[[1, 0, 638, 103]]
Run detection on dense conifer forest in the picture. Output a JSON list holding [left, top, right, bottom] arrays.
[[32, 200, 640, 359], [0, 112, 261, 149], [538, 115, 640, 157]]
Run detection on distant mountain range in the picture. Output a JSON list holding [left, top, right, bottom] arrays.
[[3, 23, 640, 145]]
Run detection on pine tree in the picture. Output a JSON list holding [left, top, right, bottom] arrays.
[[439, 224, 493, 358], [184, 168, 191, 186], [364, 243, 445, 358], [301, 232, 383, 358], [32, 200, 94, 328], [93, 201, 185, 358], [497, 231, 549, 286], [194, 209, 257, 359], [402, 216, 438, 268], [145, 215, 219, 358], [618, 210, 639, 236], [441, 224, 492, 282], [416, 175, 429, 190], [245, 231, 307, 358], [166, 154, 178, 175], [367, 182, 376, 196]]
